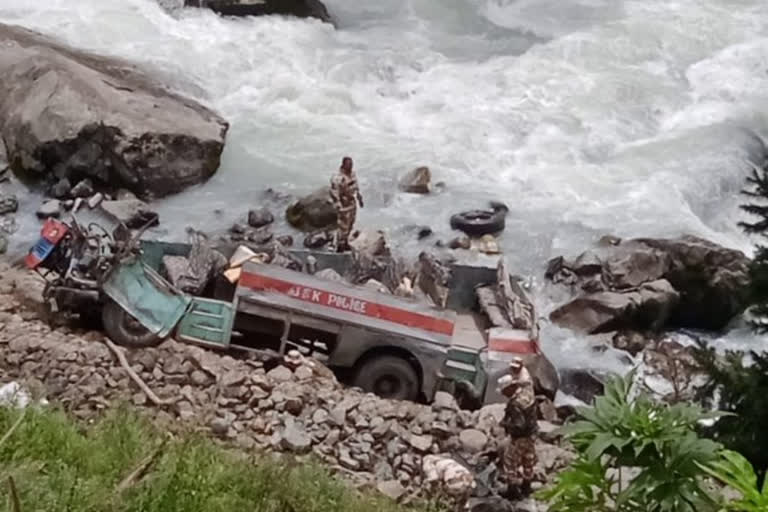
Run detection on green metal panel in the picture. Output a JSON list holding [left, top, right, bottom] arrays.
[[438, 347, 488, 397], [102, 258, 191, 338], [176, 297, 234, 348], [138, 240, 192, 273]]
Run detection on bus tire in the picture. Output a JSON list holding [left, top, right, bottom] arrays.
[[353, 355, 419, 402], [449, 208, 506, 237], [102, 300, 162, 348]]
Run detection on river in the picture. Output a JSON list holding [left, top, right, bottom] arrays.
[[1, 0, 767, 371]]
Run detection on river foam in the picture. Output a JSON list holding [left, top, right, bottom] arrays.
[[1, 0, 767, 367]]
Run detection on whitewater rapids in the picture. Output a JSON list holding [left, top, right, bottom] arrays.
[[1, 0, 767, 371]]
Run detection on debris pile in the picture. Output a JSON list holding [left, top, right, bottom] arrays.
[[0, 286, 572, 505]]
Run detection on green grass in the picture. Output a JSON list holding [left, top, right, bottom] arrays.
[[0, 405, 437, 512]]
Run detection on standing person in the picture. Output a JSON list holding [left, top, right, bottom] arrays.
[[330, 156, 363, 252], [497, 357, 538, 499]]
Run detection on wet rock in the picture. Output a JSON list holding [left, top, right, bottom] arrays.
[[186, 0, 332, 23], [101, 199, 159, 229], [71, 179, 94, 198], [51, 178, 72, 198], [547, 236, 751, 331], [36, 200, 61, 219], [303, 230, 332, 249], [417, 227, 433, 240], [276, 235, 294, 247], [612, 331, 653, 356], [0, 194, 17, 215], [449, 236, 471, 250], [459, 429, 488, 453], [550, 279, 679, 334], [285, 187, 336, 231], [0, 23, 228, 199], [245, 228, 273, 245], [247, 207, 274, 228], [559, 369, 606, 404], [399, 166, 431, 194]]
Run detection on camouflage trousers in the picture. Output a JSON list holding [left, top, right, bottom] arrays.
[[336, 207, 357, 252], [501, 436, 537, 496]]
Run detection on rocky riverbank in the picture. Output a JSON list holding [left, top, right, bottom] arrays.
[[0, 261, 572, 510]]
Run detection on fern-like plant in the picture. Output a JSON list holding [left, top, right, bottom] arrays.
[[537, 370, 725, 512]]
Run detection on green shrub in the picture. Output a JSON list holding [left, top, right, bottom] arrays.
[[537, 370, 724, 512], [700, 450, 768, 512]]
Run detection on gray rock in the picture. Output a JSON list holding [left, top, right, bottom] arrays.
[[36, 200, 61, 219], [377, 480, 406, 501], [312, 409, 329, 424], [87, 193, 104, 209], [101, 199, 159, 229], [548, 235, 752, 331], [186, 0, 332, 23], [276, 235, 294, 247], [51, 178, 72, 198], [408, 434, 433, 452], [285, 187, 337, 231], [266, 365, 293, 383], [315, 268, 343, 282], [294, 365, 313, 381], [210, 417, 230, 436], [280, 419, 312, 453], [303, 230, 332, 249], [459, 429, 488, 453], [71, 178, 94, 198], [398, 166, 431, 194], [338, 447, 360, 470], [0, 194, 17, 215], [0, 23, 228, 198], [432, 391, 459, 411], [0, 234, 6, 255], [247, 207, 274, 228], [550, 279, 679, 334]]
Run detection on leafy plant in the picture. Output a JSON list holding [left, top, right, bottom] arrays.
[[700, 450, 768, 511], [537, 370, 724, 512], [692, 340, 768, 486]]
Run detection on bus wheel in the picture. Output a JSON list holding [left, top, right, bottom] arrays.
[[102, 301, 162, 348], [353, 355, 419, 402]]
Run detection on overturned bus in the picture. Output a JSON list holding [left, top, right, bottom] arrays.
[[28, 222, 557, 406]]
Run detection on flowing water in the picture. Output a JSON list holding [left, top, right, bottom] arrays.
[[2, 0, 768, 371]]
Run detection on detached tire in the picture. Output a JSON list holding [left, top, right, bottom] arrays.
[[450, 207, 506, 237], [353, 355, 419, 402], [101, 300, 162, 348]]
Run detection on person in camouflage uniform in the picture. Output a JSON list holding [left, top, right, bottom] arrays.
[[330, 156, 363, 252], [497, 357, 538, 499]]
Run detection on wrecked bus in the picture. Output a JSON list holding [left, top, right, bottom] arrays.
[[27, 221, 557, 406]]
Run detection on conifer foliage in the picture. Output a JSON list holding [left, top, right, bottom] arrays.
[[739, 161, 768, 331]]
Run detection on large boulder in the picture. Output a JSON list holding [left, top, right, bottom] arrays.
[[547, 235, 751, 331], [398, 166, 431, 194], [185, 0, 332, 23], [550, 279, 680, 334], [0, 24, 228, 199], [285, 187, 337, 231]]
